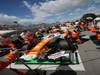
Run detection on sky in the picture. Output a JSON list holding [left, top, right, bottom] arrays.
[[0, 0, 100, 25]]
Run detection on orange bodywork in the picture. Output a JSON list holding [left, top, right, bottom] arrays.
[[4, 53, 17, 61], [81, 25, 87, 29], [27, 38, 52, 56], [89, 27, 99, 32], [71, 32, 80, 38], [64, 31, 69, 37], [0, 39, 15, 48], [0, 51, 26, 75], [7, 43, 15, 48], [80, 23, 87, 30], [0, 52, 17, 71], [96, 33, 100, 40], [68, 26, 76, 30], [66, 26, 80, 38], [76, 39, 82, 44], [41, 48, 51, 53], [0, 61, 11, 71]]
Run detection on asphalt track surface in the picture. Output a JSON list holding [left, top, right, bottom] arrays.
[[0, 31, 100, 75]]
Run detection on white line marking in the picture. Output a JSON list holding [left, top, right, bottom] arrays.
[[69, 51, 85, 71], [82, 35, 90, 39]]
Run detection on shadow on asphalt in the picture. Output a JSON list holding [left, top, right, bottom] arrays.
[[90, 35, 100, 46], [96, 47, 100, 49], [80, 38, 89, 44], [50, 64, 77, 75], [50, 70, 77, 75]]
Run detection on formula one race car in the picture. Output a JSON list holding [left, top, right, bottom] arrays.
[[17, 33, 79, 64]]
